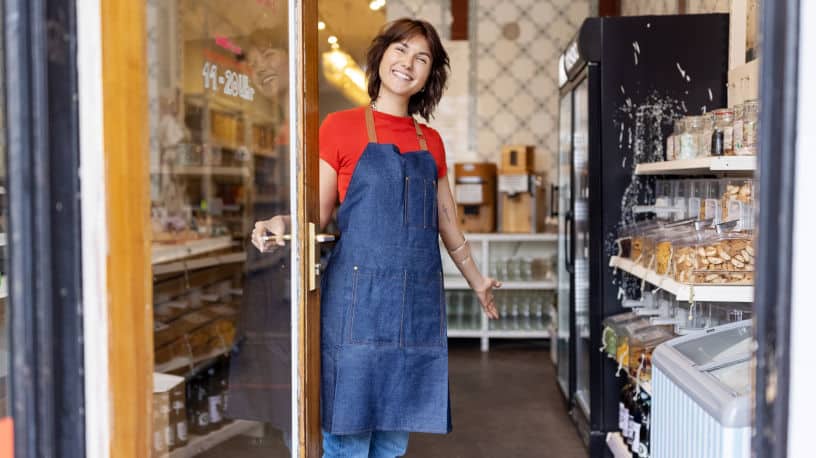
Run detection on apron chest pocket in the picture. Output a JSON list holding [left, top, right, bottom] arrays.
[[405, 176, 438, 229], [349, 266, 406, 346]]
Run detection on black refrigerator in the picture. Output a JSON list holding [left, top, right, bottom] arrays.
[[555, 14, 729, 456]]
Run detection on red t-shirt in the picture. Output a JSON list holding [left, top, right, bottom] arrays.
[[319, 107, 448, 202]]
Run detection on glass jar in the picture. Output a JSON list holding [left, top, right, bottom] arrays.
[[732, 103, 745, 153], [711, 108, 735, 156], [701, 112, 715, 157], [628, 326, 675, 382], [655, 179, 673, 221], [678, 116, 702, 159], [690, 232, 754, 285], [666, 118, 683, 161], [721, 178, 753, 222], [602, 312, 641, 358], [739, 99, 759, 156]]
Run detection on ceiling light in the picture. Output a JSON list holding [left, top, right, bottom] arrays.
[[322, 48, 370, 106], [328, 35, 338, 45], [369, 0, 386, 11], [318, 21, 326, 31]]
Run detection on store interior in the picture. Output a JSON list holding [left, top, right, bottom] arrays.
[[133, 0, 764, 457]]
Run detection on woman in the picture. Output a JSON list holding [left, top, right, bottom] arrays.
[[251, 18, 501, 457]]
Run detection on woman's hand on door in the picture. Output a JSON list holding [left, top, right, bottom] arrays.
[[474, 276, 502, 320], [251, 215, 290, 252]]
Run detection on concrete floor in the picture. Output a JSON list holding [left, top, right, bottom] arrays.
[[201, 339, 586, 457]]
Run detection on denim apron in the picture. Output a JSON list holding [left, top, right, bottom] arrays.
[[320, 107, 451, 435]]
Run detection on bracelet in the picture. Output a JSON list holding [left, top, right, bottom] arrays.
[[448, 238, 469, 255]]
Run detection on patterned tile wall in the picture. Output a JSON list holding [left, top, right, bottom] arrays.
[[387, 0, 590, 178], [474, 0, 589, 174], [620, 0, 730, 15]]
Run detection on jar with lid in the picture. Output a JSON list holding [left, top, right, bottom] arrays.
[[678, 116, 702, 159], [701, 112, 715, 157], [732, 103, 745, 152], [711, 108, 735, 156], [739, 99, 759, 155], [665, 118, 683, 161]]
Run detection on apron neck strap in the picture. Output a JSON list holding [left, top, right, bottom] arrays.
[[365, 106, 378, 143], [365, 106, 429, 151], [413, 118, 428, 151]]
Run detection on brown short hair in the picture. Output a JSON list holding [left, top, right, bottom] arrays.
[[366, 18, 450, 121]]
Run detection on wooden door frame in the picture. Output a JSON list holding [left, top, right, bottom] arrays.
[[292, 0, 321, 456], [80, 1, 322, 456]]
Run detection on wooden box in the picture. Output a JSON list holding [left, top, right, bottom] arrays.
[[153, 373, 186, 456], [500, 145, 535, 174], [499, 174, 548, 233], [454, 162, 497, 233]]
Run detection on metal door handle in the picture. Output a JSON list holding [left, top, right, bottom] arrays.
[[261, 233, 337, 243], [260, 227, 338, 291]]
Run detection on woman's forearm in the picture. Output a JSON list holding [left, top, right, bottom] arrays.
[[437, 177, 488, 290]]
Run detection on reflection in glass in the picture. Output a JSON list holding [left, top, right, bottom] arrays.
[[148, 1, 292, 455], [556, 90, 572, 398], [573, 78, 590, 417]]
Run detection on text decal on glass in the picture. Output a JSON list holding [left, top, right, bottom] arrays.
[[201, 61, 255, 101]]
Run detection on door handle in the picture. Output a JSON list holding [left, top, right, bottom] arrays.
[[260, 225, 338, 291]]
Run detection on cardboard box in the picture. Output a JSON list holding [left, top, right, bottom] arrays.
[[500, 145, 534, 174], [454, 162, 497, 233], [153, 373, 186, 457]]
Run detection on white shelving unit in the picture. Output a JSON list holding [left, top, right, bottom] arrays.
[[606, 432, 633, 458], [634, 156, 756, 175], [444, 233, 558, 351], [609, 256, 754, 303], [169, 420, 262, 458]]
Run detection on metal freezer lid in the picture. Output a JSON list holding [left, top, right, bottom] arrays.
[[653, 320, 753, 427]]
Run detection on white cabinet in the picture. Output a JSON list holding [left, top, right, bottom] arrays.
[[443, 233, 558, 351]]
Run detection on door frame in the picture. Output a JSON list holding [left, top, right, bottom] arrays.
[[5, 0, 86, 456]]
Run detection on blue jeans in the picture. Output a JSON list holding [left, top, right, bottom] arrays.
[[322, 429, 410, 458]]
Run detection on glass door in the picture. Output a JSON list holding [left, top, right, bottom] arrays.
[[556, 89, 572, 400], [572, 77, 591, 418], [147, 1, 319, 455]]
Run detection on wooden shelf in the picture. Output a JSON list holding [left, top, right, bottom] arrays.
[[152, 237, 235, 265], [610, 256, 754, 303], [153, 252, 246, 276], [169, 420, 262, 458], [634, 156, 756, 175], [606, 432, 633, 458]]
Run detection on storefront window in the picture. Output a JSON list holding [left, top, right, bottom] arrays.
[[149, 1, 292, 455]]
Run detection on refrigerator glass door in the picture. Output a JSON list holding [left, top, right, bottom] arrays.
[[573, 77, 591, 416], [556, 89, 573, 399]]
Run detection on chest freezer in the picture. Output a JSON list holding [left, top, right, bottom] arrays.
[[651, 320, 753, 458]]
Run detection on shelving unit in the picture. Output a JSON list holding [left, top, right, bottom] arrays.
[[152, 236, 235, 265], [606, 432, 633, 458], [634, 156, 756, 175], [169, 420, 262, 458], [609, 256, 754, 303], [444, 233, 558, 351]]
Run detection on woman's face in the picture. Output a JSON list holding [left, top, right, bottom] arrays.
[[247, 45, 288, 99], [377, 34, 433, 101]]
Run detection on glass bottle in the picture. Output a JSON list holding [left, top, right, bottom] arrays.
[[671, 118, 684, 161], [740, 99, 759, 156], [711, 108, 735, 156]]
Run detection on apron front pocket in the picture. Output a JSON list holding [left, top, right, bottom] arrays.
[[405, 176, 438, 229], [349, 266, 406, 346], [404, 271, 446, 348]]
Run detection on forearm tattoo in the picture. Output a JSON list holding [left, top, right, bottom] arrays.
[[442, 205, 454, 224]]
